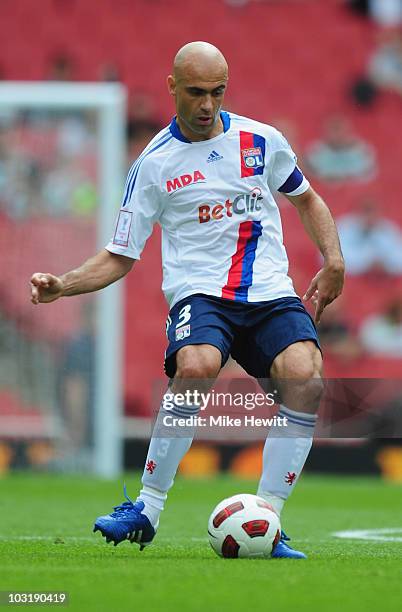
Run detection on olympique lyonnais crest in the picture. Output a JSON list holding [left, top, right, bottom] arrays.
[[242, 147, 264, 169], [175, 324, 191, 341], [240, 131, 266, 177]]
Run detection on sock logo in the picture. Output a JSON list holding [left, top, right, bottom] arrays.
[[146, 460, 157, 474], [285, 472, 296, 485]]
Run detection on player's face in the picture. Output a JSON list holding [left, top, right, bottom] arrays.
[[168, 71, 228, 141]]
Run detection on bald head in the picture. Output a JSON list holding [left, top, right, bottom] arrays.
[[167, 41, 229, 141], [173, 41, 228, 83]]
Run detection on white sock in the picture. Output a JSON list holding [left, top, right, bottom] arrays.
[[137, 486, 166, 528], [137, 392, 197, 526], [257, 405, 317, 516]]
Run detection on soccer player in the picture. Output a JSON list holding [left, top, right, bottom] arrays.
[[30, 42, 344, 558]]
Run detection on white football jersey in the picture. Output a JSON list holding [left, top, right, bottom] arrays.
[[106, 112, 310, 308]]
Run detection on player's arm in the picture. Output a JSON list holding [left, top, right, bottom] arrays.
[[30, 250, 134, 305], [286, 186, 345, 323], [31, 137, 163, 306]]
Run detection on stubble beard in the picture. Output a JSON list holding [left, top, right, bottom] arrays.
[[179, 107, 221, 138]]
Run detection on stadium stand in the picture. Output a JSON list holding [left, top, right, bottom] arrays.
[[1, 0, 401, 415]]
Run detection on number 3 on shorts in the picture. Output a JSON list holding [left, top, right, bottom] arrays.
[[176, 304, 191, 329]]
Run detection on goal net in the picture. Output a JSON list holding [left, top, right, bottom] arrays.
[[0, 82, 126, 477]]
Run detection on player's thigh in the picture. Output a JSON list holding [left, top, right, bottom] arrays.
[[164, 294, 234, 381], [231, 298, 320, 380], [231, 299, 322, 411]]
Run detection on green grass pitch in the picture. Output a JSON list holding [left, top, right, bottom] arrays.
[[1, 473, 402, 611]]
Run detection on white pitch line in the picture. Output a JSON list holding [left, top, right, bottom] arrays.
[[0, 535, 95, 542], [0, 535, 208, 544], [0, 535, 321, 546], [190, 537, 208, 542], [333, 528, 402, 542]]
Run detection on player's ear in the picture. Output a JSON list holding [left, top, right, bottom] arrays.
[[167, 75, 176, 96]]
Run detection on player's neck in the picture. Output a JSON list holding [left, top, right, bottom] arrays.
[[176, 116, 224, 142]]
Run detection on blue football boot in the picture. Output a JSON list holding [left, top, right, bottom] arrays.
[[271, 530, 307, 559], [93, 486, 156, 550]]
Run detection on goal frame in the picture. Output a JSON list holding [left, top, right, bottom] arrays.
[[0, 82, 127, 477]]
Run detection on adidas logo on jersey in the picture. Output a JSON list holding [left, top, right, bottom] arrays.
[[207, 150, 223, 163]]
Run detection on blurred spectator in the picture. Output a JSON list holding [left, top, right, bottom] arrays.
[[368, 30, 402, 96], [318, 300, 363, 362], [99, 62, 121, 83], [59, 302, 95, 469], [57, 115, 94, 157], [346, 0, 369, 17], [347, 0, 402, 25], [337, 199, 402, 276], [42, 155, 97, 218], [349, 75, 378, 109], [369, 0, 402, 27], [306, 115, 377, 182], [47, 53, 75, 81], [224, 0, 249, 6], [0, 127, 9, 194], [360, 298, 402, 357], [1, 150, 44, 219], [0, 110, 97, 219]]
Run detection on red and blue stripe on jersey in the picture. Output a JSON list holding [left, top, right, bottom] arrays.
[[222, 220, 263, 301], [240, 131, 266, 178]]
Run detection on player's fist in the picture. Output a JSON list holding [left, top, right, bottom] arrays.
[[30, 273, 64, 305]]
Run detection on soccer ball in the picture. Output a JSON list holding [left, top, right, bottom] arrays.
[[208, 493, 281, 558]]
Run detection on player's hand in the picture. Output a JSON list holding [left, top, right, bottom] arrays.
[[303, 263, 344, 324], [30, 273, 64, 305]]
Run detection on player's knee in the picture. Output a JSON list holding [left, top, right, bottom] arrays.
[[175, 346, 221, 380], [176, 362, 218, 379], [271, 342, 323, 410], [279, 376, 324, 412], [298, 377, 324, 406], [271, 341, 322, 379]]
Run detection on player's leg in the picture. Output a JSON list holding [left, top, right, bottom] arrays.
[[94, 294, 234, 547], [257, 340, 322, 559], [257, 340, 323, 514], [137, 344, 221, 527], [93, 344, 221, 547], [231, 297, 321, 558]]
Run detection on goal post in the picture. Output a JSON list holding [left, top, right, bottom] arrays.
[[0, 82, 127, 477]]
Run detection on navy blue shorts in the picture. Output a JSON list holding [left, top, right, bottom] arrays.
[[164, 293, 320, 379]]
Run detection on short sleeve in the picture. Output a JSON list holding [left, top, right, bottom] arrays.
[[105, 159, 162, 260], [267, 130, 310, 196]]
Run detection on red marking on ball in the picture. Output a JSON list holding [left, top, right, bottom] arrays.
[[222, 535, 240, 558], [242, 520, 269, 538], [213, 501, 244, 528]]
